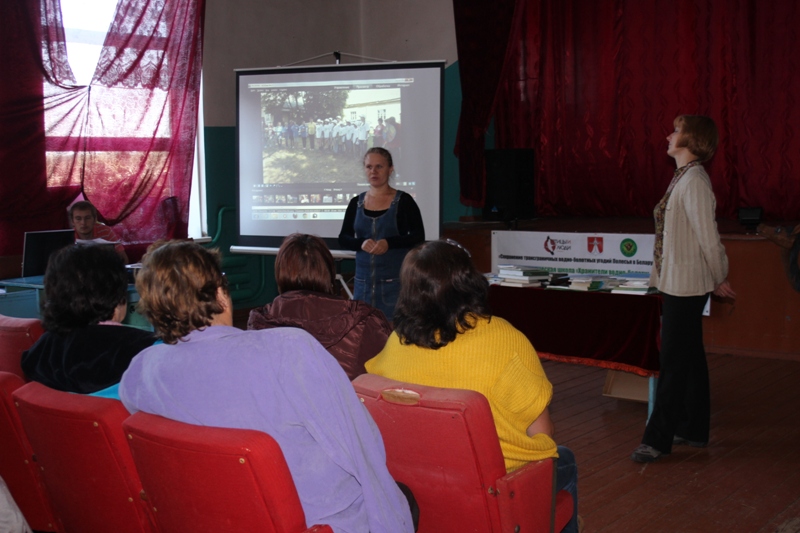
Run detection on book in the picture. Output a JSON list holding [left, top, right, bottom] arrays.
[[499, 272, 549, 281], [497, 265, 550, 278], [568, 281, 604, 291], [500, 280, 544, 288], [498, 274, 548, 283], [567, 275, 620, 291], [617, 272, 650, 281], [548, 273, 571, 286], [611, 286, 653, 295], [613, 273, 651, 293], [488, 270, 545, 288]]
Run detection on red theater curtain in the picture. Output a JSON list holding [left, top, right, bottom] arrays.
[[457, 0, 800, 220], [0, 0, 204, 256], [452, 0, 521, 208], [0, 0, 77, 254]]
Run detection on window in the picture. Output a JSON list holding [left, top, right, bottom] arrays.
[[50, 0, 206, 240], [61, 0, 116, 85]]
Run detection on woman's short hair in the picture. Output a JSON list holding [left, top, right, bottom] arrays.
[[135, 241, 228, 344], [393, 239, 490, 349], [275, 233, 336, 294], [42, 244, 127, 335], [363, 147, 393, 168], [675, 115, 719, 162]]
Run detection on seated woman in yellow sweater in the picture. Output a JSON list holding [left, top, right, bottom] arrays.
[[366, 239, 579, 533]]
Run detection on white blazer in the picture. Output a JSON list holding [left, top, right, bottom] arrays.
[[649, 165, 729, 296]]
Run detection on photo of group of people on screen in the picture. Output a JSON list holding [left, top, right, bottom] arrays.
[[263, 116, 400, 159]]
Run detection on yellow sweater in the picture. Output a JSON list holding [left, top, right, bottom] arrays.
[[366, 316, 557, 472]]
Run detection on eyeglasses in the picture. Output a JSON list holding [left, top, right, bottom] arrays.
[[444, 238, 471, 258]]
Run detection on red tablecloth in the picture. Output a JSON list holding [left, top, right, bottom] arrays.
[[488, 285, 662, 376]]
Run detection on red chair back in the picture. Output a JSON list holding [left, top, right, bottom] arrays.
[[0, 314, 44, 380], [353, 373, 508, 532], [353, 373, 574, 533], [123, 412, 333, 533], [12, 382, 156, 533], [0, 372, 60, 532]]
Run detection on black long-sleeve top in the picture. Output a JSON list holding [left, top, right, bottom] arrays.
[[338, 192, 425, 251]]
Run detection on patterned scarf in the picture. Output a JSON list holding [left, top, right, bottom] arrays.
[[653, 160, 702, 275]]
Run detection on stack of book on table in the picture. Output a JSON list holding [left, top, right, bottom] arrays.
[[548, 272, 570, 287], [566, 275, 620, 291], [610, 272, 653, 295], [545, 274, 620, 291], [495, 265, 550, 287]]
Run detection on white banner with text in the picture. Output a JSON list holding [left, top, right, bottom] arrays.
[[491, 231, 655, 276]]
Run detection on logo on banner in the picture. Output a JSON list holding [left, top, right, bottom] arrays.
[[620, 238, 638, 257], [587, 237, 603, 254], [543, 236, 572, 255], [544, 236, 556, 255]]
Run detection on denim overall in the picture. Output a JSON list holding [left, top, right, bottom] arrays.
[[353, 190, 407, 321]]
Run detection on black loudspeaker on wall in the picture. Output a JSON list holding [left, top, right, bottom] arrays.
[[482, 148, 536, 223]]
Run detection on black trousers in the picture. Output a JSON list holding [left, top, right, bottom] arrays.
[[642, 292, 710, 453]]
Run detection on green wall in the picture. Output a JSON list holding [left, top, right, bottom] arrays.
[[203, 61, 473, 309], [203, 126, 277, 309], [443, 62, 474, 222]]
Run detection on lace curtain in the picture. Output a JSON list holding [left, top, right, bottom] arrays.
[[0, 0, 204, 255], [456, 0, 800, 221]]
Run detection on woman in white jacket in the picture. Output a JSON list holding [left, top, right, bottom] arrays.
[[631, 115, 736, 463]]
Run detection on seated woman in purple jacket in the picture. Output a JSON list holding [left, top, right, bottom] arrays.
[[119, 241, 413, 533], [248, 233, 392, 380]]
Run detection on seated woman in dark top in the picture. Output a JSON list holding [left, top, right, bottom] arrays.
[[248, 233, 392, 380], [21, 244, 156, 394]]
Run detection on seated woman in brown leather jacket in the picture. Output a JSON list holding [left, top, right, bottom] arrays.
[[248, 233, 392, 380]]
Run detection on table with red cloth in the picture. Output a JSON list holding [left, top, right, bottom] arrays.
[[488, 285, 662, 377]]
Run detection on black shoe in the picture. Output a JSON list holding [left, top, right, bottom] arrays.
[[672, 435, 708, 448], [631, 444, 666, 463]]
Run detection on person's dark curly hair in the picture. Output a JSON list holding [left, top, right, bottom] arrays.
[[393, 239, 490, 349], [41, 244, 128, 336], [135, 241, 228, 344]]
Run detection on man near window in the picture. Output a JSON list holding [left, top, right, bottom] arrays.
[[69, 201, 128, 263]]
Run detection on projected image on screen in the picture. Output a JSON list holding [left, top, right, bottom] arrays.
[[260, 87, 399, 182], [237, 61, 442, 251]]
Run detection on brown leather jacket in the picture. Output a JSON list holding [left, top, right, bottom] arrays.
[[247, 290, 392, 380]]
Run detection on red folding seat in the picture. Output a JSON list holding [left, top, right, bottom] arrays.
[[0, 372, 60, 532], [353, 373, 574, 533], [123, 411, 333, 533], [0, 314, 44, 380], [13, 382, 156, 533]]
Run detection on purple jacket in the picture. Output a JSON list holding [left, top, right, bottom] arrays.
[[248, 291, 392, 380], [120, 326, 413, 533]]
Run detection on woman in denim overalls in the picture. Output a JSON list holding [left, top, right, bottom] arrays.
[[339, 148, 424, 321]]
